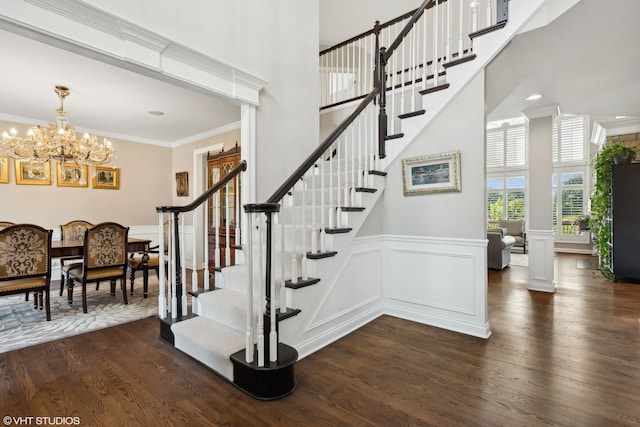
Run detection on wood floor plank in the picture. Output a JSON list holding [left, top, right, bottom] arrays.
[[1, 254, 639, 426]]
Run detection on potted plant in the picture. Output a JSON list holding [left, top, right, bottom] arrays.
[[576, 214, 591, 231], [590, 140, 637, 280]]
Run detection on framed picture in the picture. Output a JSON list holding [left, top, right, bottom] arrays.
[[56, 163, 88, 187], [93, 166, 120, 189], [0, 157, 8, 183], [15, 160, 51, 185], [175, 171, 189, 197], [402, 151, 461, 196]]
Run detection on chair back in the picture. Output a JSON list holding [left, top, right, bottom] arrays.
[[61, 220, 94, 241], [498, 219, 525, 237], [0, 221, 15, 230], [0, 224, 52, 281], [84, 222, 129, 270]]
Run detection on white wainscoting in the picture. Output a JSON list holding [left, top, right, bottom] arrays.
[[285, 236, 385, 359], [383, 235, 491, 339]]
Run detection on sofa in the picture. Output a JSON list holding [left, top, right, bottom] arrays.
[[487, 228, 516, 270]]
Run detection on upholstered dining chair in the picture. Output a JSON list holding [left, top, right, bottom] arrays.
[[0, 224, 53, 321], [59, 220, 94, 296], [0, 221, 15, 229], [66, 222, 129, 313]]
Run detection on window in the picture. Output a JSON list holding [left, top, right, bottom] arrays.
[[552, 116, 589, 239], [487, 119, 527, 227]]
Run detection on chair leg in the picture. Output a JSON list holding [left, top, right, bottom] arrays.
[[60, 271, 65, 296], [45, 288, 51, 321], [121, 278, 128, 305], [130, 268, 136, 295], [82, 282, 88, 313], [67, 277, 74, 304], [110, 280, 116, 296]]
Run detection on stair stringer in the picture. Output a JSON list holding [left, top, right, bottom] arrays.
[[277, 181, 386, 357], [380, 0, 552, 171]]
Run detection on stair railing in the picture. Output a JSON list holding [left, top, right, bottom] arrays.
[[156, 160, 247, 320], [243, 0, 446, 369], [320, 0, 506, 111]]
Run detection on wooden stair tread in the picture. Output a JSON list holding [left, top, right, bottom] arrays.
[[307, 251, 338, 260], [385, 133, 404, 140], [354, 187, 377, 193], [398, 110, 425, 119], [285, 277, 321, 289], [324, 227, 352, 234], [419, 83, 450, 95], [469, 21, 507, 39], [443, 54, 477, 69], [340, 206, 365, 212]]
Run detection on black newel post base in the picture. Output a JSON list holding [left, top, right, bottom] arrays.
[[230, 343, 298, 400]]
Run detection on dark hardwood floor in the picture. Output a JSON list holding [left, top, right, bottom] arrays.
[[2, 253, 639, 426]]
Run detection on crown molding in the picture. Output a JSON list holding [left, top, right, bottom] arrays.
[[0, 0, 267, 106], [591, 117, 640, 148]]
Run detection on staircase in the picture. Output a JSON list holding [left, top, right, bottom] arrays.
[[161, 0, 551, 400]]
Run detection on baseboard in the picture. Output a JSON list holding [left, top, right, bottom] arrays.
[[385, 305, 492, 339]]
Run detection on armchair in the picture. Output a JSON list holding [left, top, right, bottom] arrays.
[[66, 222, 129, 313], [487, 228, 516, 270], [0, 224, 53, 320], [498, 219, 526, 254]]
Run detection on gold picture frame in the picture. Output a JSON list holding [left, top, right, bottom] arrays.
[[402, 151, 461, 196], [15, 160, 51, 185], [56, 163, 88, 187], [175, 171, 189, 197], [0, 157, 8, 183], [93, 166, 120, 190]]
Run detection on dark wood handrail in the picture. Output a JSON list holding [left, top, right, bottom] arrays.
[[383, 0, 434, 64], [266, 90, 380, 204], [157, 160, 247, 213], [319, 0, 444, 56]]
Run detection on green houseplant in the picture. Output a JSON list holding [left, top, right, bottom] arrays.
[[591, 141, 637, 280]]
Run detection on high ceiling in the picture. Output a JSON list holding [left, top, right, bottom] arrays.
[[0, 0, 637, 148]]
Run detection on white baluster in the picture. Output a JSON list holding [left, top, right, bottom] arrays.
[[244, 212, 254, 363], [215, 189, 220, 269], [270, 223, 277, 363], [486, 0, 492, 27], [446, 0, 452, 62], [459, 0, 464, 56], [256, 216, 265, 367], [472, 0, 478, 33], [280, 210, 286, 311], [390, 23, 397, 135], [433, 1, 440, 85], [400, 19, 406, 117], [170, 216, 177, 319], [192, 207, 198, 295], [320, 151, 327, 252], [291, 189, 298, 284], [180, 216, 187, 315], [301, 176, 308, 281], [422, 11, 428, 91], [203, 193, 210, 292], [158, 213, 166, 319]]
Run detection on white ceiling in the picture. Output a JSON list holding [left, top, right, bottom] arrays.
[[0, 0, 637, 149]]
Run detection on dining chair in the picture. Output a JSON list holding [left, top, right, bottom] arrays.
[[66, 222, 129, 313], [127, 221, 168, 298], [59, 220, 94, 296], [0, 224, 53, 321], [0, 221, 29, 302]]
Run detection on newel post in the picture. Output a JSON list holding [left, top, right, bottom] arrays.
[[376, 45, 388, 159]]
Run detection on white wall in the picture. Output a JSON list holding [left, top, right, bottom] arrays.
[[382, 72, 487, 240], [83, 0, 321, 202]]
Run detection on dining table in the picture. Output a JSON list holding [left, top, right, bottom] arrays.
[[51, 237, 153, 298]]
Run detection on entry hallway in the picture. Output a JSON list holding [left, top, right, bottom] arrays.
[[2, 254, 639, 426]]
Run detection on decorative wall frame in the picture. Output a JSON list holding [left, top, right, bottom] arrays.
[[175, 171, 189, 197], [15, 159, 51, 185], [402, 151, 461, 196], [0, 157, 8, 183], [56, 163, 88, 187], [93, 166, 120, 189]]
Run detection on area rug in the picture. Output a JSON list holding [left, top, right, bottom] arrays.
[[510, 253, 528, 267], [0, 276, 159, 353]]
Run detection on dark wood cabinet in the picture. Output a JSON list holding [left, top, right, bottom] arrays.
[[207, 145, 241, 268], [612, 163, 640, 282]]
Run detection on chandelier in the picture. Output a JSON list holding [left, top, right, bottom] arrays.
[[1, 85, 114, 167]]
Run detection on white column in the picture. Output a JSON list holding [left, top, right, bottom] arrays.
[[524, 108, 558, 292]]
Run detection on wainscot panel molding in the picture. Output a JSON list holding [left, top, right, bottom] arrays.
[[527, 229, 556, 293], [283, 236, 385, 359], [383, 235, 491, 339]]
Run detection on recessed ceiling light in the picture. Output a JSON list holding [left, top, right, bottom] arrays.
[[526, 94, 542, 101], [616, 116, 627, 119], [148, 110, 165, 116]]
